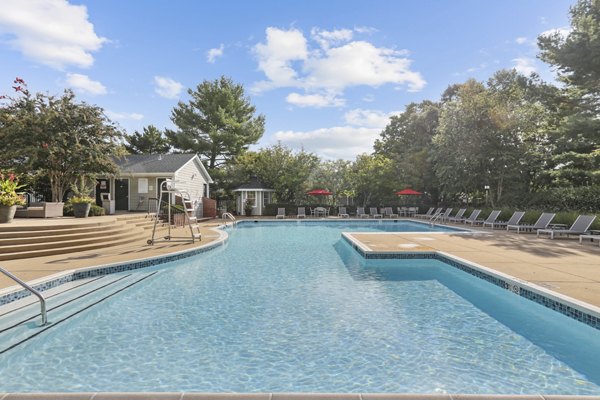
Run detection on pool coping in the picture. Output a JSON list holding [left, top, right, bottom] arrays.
[[0, 228, 229, 306], [341, 232, 600, 331]]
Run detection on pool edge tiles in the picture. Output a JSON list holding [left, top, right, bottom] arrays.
[[0, 228, 229, 307], [341, 232, 600, 331]]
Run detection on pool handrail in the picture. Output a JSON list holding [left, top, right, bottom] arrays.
[[0, 266, 47, 326]]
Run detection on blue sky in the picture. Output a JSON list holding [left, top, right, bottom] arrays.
[[0, 0, 574, 160]]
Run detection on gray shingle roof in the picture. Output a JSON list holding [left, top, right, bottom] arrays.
[[115, 154, 197, 174], [234, 176, 274, 191]]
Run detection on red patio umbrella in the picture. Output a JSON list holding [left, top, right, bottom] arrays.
[[307, 189, 333, 196], [395, 188, 422, 196]]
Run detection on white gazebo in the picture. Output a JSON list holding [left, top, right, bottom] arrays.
[[233, 176, 275, 216]]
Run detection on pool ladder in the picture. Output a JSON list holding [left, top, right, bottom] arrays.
[[429, 211, 442, 227], [0, 266, 47, 326], [222, 212, 237, 227]]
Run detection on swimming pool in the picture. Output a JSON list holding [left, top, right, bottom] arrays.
[[0, 221, 599, 394]]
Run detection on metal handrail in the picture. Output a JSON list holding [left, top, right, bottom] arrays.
[[429, 211, 442, 226], [0, 266, 47, 325], [222, 212, 237, 226]]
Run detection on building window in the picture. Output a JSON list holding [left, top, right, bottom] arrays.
[[203, 183, 208, 198], [263, 192, 271, 207]]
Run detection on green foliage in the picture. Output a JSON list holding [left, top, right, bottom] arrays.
[[230, 144, 320, 204], [63, 203, 105, 217], [0, 172, 25, 206], [306, 160, 353, 205], [374, 100, 440, 201], [0, 79, 122, 202], [526, 185, 600, 212], [125, 125, 170, 154], [350, 153, 397, 206], [166, 76, 265, 170]]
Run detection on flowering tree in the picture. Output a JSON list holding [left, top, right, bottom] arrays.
[[0, 78, 123, 202]]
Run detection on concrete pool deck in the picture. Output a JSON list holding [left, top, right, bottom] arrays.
[[1, 217, 600, 309]]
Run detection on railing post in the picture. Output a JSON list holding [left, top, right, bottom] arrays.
[[0, 267, 47, 326]]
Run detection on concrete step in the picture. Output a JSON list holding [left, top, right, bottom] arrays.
[[0, 228, 140, 255], [0, 223, 121, 240], [0, 225, 134, 246], [0, 219, 118, 233]]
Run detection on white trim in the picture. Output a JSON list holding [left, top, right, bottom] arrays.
[[174, 154, 214, 184], [233, 188, 275, 192]]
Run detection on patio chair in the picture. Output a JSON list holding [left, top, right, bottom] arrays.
[[415, 207, 436, 219], [356, 207, 369, 218], [447, 208, 466, 223], [461, 209, 482, 224], [433, 208, 453, 222], [384, 207, 398, 218], [407, 207, 418, 217], [370, 207, 383, 218], [276, 208, 286, 219], [537, 215, 597, 239], [466, 210, 501, 226], [297, 207, 306, 219], [338, 207, 349, 218], [485, 211, 525, 229], [507, 212, 555, 233]]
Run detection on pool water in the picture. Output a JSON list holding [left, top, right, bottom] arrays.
[[0, 222, 599, 393]]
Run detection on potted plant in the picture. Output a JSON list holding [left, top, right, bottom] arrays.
[[244, 198, 254, 216], [0, 173, 25, 223], [69, 177, 95, 218]]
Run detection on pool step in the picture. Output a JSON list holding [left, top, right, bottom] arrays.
[[0, 271, 157, 354]]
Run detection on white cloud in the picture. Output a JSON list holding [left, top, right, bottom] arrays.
[[540, 27, 571, 40], [251, 26, 425, 103], [0, 0, 106, 69], [274, 126, 380, 160], [273, 108, 398, 159], [512, 57, 537, 75], [286, 92, 345, 108], [344, 108, 398, 129], [252, 27, 308, 91], [362, 94, 375, 102], [207, 44, 224, 63], [515, 37, 528, 45], [65, 73, 106, 95], [153, 76, 183, 99], [105, 110, 144, 121], [310, 27, 353, 49], [466, 62, 488, 73], [354, 26, 378, 35]]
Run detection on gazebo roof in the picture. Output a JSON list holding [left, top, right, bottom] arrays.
[[233, 176, 274, 192]]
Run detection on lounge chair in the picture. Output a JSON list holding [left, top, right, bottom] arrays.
[[338, 207, 349, 218], [276, 208, 286, 219], [383, 207, 398, 218], [415, 207, 436, 219], [447, 208, 466, 223], [484, 211, 525, 229], [297, 207, 306, 219], [356, 207, 369, 218], [460, 209, 482, 224], [433, 208, 452, 222], [507, 212, 555, 233], [466, 210, 501, 226], [415, 207, 444, 219], [370, 207, 383, 218], [537, 215, 597, 239]]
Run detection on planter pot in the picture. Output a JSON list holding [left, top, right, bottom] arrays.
[[72, 203, 91, 218], [245, 209, 253, 216], [0, 205, 17, 223]]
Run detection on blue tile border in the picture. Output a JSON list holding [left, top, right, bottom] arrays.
[[341, 234, 600, 331], [0, 232, 227, 307]]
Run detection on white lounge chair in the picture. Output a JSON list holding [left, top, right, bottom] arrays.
[[370, 207, 383, 218], [384, 207, 398, 218], [466, 210, 501, 226], [415, 207, 436, 219], [338, 207, 349, 218], [276, 208, 286, 219], [447, 208, 466, 223], [356, 207, 369, 218], [461, 210, 482, 224], [485, 211, 525, 229], [537, 215, 597, 239], [297, 207, 306, 219], [507, 212, 555, 233], [433, 208, 452, 222]]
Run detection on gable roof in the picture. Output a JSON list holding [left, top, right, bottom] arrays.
[[114, 154, 213, 183], [115, 154, 196, 173], [233, 176, 274, 191]]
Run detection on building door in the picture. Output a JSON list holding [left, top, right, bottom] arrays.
[[115, 179, 129, 210]]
